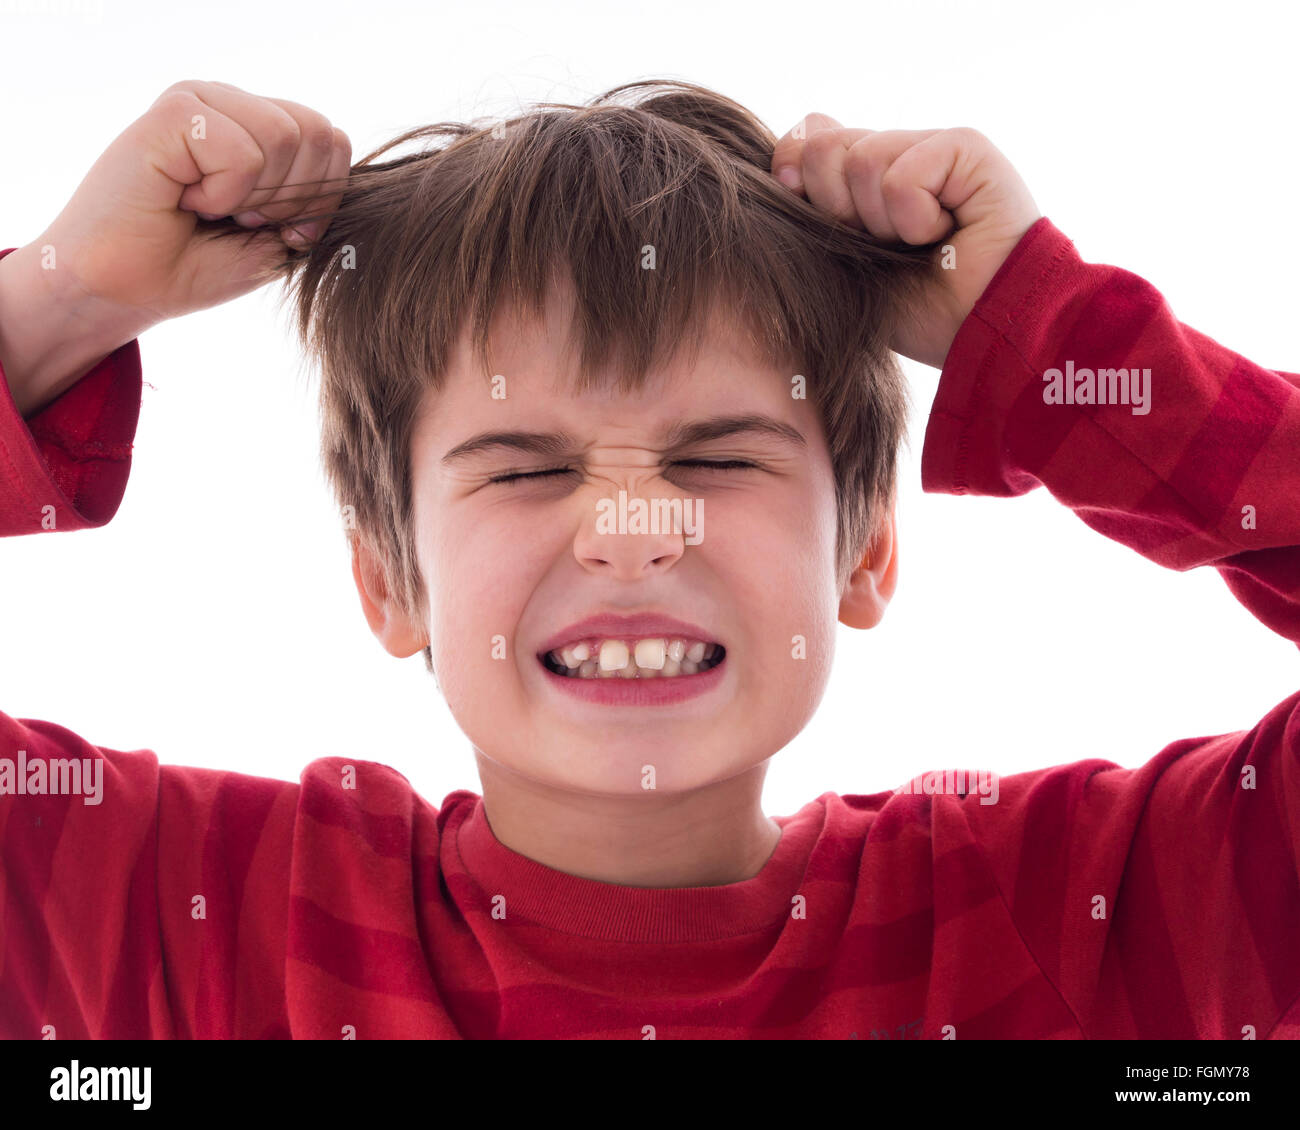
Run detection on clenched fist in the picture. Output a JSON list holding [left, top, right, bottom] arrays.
[[0, 80, 350, 415], [771, 117, 1041, 369]]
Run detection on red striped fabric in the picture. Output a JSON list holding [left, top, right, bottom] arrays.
[[2, 220, 1298, 1038]]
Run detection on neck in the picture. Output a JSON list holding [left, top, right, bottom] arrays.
[[471, 751, 783, 888]]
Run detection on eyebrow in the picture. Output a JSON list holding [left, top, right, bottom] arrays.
[[440, 413, 807, 464]]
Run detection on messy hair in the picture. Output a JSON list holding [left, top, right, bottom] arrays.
[[209, 79, 941, 672]]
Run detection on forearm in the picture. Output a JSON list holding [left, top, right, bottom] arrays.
[[923, 218, 1300, 646], [0, 243, 148, 418]]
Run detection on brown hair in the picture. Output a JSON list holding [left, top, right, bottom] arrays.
[[212, 79, 941, 672]]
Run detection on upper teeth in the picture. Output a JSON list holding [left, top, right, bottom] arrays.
[[548, 636, 716, 677]]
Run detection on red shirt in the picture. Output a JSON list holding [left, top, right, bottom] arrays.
[[2, 219, 1298, 1039]]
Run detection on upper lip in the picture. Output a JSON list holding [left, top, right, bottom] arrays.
[[538, 613, 721, 656]]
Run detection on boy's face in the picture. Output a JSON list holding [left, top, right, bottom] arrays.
[[358, 282, 895, 797]]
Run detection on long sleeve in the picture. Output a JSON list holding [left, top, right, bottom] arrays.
[[0, 717, 171, 1037], [920, 217, 1300, 1037], [0, 244, 296, 1038], [0, 246, 142, 536], [922, 217, 1300, 647], [0, 711, 298, 1038]]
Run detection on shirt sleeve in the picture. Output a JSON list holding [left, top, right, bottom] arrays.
[[0, 715, 171, 1037], [0, 713, 297, 1038], [0, 246, 142, 536], [0, 242, 298, 1038], [0, 247, 162, 1036], [922, 217, 1300, 1037]]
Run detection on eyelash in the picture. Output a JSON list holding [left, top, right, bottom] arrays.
[[488, 460, 758, 486]]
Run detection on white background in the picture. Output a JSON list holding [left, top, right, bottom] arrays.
[[1, 0, 1295, 816]]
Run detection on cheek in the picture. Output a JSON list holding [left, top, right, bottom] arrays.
[[420, 507, 550, 692], [726, 498, 840, 692], [744, 565, 838, 683], [727, 484, 839, 600], [703, 498, 836, 646]]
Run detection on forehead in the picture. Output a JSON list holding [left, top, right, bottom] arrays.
[[418, 280, 811, 445]]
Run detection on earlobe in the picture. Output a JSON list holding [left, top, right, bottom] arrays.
[[350, 537, 428, 657], [837, 510, 899, 630]]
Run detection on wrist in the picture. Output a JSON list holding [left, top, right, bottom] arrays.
[[0, 241, 150, 417]]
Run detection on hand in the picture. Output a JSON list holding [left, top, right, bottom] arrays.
[[771, 117, 1041, 369], [0, 80, 350, 415], [37, 79, 351, 321]]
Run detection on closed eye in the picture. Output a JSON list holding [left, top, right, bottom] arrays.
[[488, 460, 758, 485], [676, 459, 758, 472]]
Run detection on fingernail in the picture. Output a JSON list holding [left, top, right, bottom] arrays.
[[282, 221, 321, 245], [234, 210, 268, 227], [776, 166, 802, 190]]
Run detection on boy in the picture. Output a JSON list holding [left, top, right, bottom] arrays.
[[0, 78, 1296, 1039]]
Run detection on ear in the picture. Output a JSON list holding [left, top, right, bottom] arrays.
[[837, 508, 899, 630], [350, 536, 428, 657]]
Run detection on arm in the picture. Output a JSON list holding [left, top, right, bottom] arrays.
[[771, 123, 1299, 1036], [923, 216, 1300, 646], [0, 82, 350, 1037], [0, 246, 143, 533], [925, 217, 1300, 1038], [1, 79, 351, 530]]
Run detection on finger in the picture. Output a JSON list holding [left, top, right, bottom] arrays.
[[146, 92, 267, 220], [842, 129, 944, 241], [180, 81, 306, 224], [770, 111, 843, 194], [799, 126, 875, 228], [239, 93, 341, 224], [872, 131, 965, 244], [894, 127, 1028, 234], [281, 127, 351, 247]]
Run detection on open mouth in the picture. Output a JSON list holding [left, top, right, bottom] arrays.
[[540, 637, 726, 679]]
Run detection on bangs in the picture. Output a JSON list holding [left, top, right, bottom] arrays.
[[287, 82, 933, 406]]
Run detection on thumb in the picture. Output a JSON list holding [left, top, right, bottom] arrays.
[[771, 112, 844, 191], [769, 111, 842, 189]]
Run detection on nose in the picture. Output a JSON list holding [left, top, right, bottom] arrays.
[[572, 468, 691, 580]]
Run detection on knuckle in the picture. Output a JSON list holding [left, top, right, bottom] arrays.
[[804, 127, 842, 159], [946, 125, 986, 146], [803, 111, 837, 130], [844, 135, 885, 176], [230, 131, 266, 173], [879, 165, 911, 199], [267, 108, 302, 157], [152, 88, 200, 116], [304, 122, 336, 156]]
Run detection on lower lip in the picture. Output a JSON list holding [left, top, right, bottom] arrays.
[[538, 655, 727, 705]]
